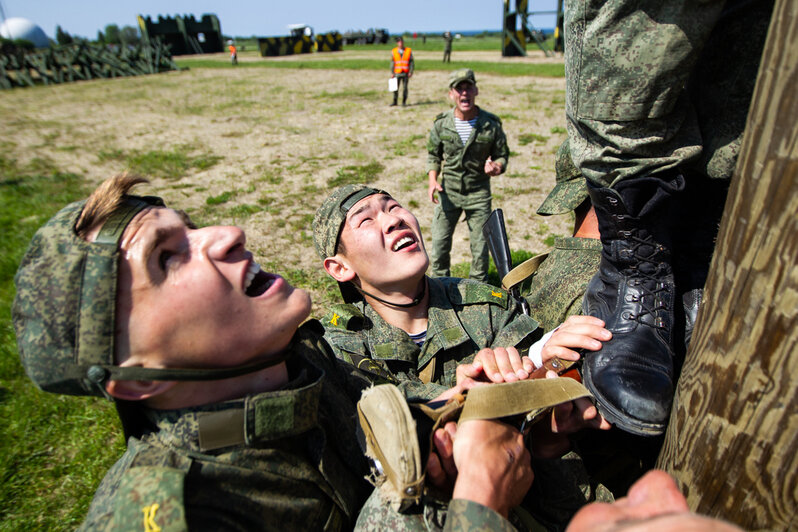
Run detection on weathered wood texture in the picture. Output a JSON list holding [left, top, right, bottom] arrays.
[[657, 0, 798, 530]]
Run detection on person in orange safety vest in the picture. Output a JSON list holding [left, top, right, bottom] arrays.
[[228, 41, 238, 66], [390, 36, 414, 107]]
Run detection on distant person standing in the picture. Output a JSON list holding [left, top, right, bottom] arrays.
[[228, 40, 237, 65], [443, 31, 453, 63], [427, 69, 508, 282], [390, 36, 414, 107]]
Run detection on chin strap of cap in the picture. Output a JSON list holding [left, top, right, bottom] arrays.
[[84, 348, 293, 389], [356, 276, 427, 308]]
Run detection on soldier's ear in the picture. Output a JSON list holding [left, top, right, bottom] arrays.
[[106, 378, 176, 401], [324, 255, 356, 283]]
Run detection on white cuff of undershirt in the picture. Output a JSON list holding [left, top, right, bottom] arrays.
[[527, 328, 557, 369]]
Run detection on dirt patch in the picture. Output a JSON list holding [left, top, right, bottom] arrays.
[[0, 49, 571, 313]]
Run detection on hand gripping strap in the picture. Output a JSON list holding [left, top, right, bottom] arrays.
[[357, 379, 592, 511], [458, 377, 592, 425]]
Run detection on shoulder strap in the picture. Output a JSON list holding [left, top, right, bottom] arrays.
[[111, 466, 187, 531], [502, 252, 550, 290], [323, 304, 364, 330]]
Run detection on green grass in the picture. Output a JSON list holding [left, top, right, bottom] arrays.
[[450, 249, 537, 287], [328, 161, 384, 187], [517, 132, 550, 146], [0, 156, 125, 530], [394, 134, 426, 156], [175, 33, 565, 79], [176, 57, 564, 78], [98, 145, 223, 179], [206, 190, 236, 205]]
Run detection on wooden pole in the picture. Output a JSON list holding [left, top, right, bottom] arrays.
[[657, 0, 798, 529]]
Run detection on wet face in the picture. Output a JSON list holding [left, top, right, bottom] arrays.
[[566, 470, 743, 532], [113, 207, 311, 370], [337, 194, 428, 296], [449, 81, 478, 118]]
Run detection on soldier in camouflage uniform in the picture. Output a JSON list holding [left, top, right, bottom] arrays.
[[12, 174, 541, 531], [525, 139, 601, 333], [519, 140, 665, 531], [427, 68, 509, 282], [564, 0, 774, 436], [313, 184, 611, 399]]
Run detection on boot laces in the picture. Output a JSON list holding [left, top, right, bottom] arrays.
[[621, 231, 669, 330]]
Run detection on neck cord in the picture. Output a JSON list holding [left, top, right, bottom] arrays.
[[358, 277, 427, 308]]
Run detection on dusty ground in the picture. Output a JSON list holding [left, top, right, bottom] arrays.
[[0, 48, 570, 312]]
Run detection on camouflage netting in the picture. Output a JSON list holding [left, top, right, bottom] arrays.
[[0, 39, 180, 90]]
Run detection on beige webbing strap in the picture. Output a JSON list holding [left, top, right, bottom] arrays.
[[418, 358, 436, 384], [501, 252, 549, 290], [458, 377, 591, 424]]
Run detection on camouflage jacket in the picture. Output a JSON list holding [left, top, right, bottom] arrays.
[[320, 277, 540, 400], [427, 108, 509, 195], [356, 494, 518, 531], [80, 321, 373, 532], [524, 237, 601, 332]]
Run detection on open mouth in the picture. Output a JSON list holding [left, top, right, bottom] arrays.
[[392, 235, 417, 252], [244, 261, 276, 297]]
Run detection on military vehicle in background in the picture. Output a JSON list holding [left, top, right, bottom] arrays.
[[138, 13, 224, 55], [342, 28, 389, 45], [258, 24, 342, 56]]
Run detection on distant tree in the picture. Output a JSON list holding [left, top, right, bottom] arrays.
[[103, 24, 121, 45], [55, 25, 74, 45], [119, 26, 140, 45], [2, 38, 35, 51]]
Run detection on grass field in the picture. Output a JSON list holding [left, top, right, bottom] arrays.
[[0, 37, 569, 529]]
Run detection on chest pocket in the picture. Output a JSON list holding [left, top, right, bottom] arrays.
[[475, 130, 494, 144], [440, 132, 462, 156], [470, 130, 494, 158]]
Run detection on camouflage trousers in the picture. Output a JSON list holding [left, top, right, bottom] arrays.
[[565, 0, 774, 186], [429, 187, 491, 282], [393, 73, 409, 105]]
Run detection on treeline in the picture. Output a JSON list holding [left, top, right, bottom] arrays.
[[55, 24, 141, 46]]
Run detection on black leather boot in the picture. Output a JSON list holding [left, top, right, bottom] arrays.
[[582, 174, 685, 436]]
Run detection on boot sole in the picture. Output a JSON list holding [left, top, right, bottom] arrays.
[[582, 363, 666, 437]]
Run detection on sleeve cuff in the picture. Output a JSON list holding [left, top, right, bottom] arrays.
[[443, 499, 515, 532]]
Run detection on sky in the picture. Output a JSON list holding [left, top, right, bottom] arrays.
[[0, 0, 558, 41]]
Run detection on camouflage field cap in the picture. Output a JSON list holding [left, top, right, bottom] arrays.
[[312, 184, 390, 260], [448, 68, 476, 88], [13, 195, 161, 397], [536, 138, 589, 216], [313, 184, 389, 302], [14, 192, 291, 398]]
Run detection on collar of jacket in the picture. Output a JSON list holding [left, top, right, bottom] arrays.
[[442, 107, 484, 129], [142, 357, 325, 452], [361, 277, 471, 370]]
